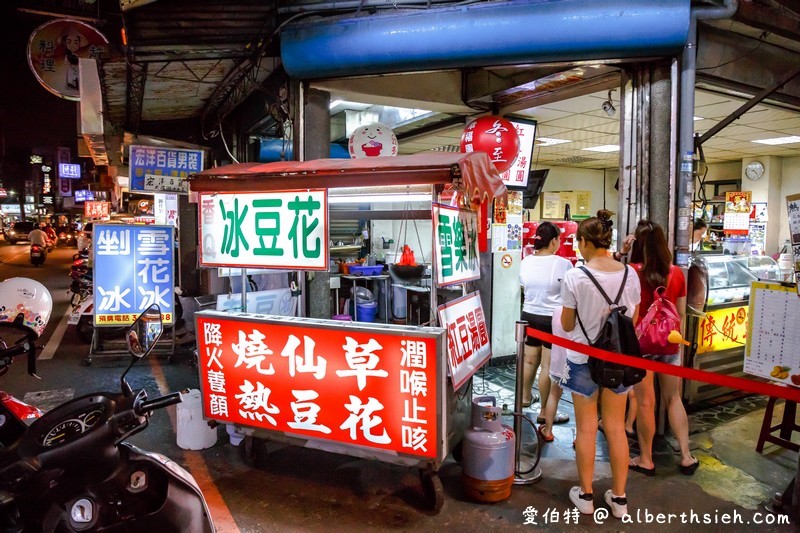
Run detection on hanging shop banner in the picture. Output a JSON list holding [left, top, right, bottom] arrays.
[[58, 177, 72, 197], [27, 19, 109, 101], [84, 200, 109, 219], [216, 288, 295, 316], [195, 312, 444, 459], [723, 191, 752, 235], [129, 145, 203, 193], [433, 203, 480, 287], [93, 224, 174, 327], [153, 193, 179, 227], [696, 305, 748, 354], [436, 291, 491, 390], [499, 120, 536, 188], [58, 163, 81, 179], [787, 193, 800, 293], [199, 191, 329, 270]]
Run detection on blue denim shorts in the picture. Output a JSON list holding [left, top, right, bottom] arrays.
[[560, 359, 632, 398], [647, 352, 681, 366]]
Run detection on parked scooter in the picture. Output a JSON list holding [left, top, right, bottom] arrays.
[[0, 304, 215, 532], [0, 278, 53, 446], [29, 244, 46, 267]]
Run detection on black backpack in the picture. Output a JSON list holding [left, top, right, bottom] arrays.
[[576, 266, 645, 388]]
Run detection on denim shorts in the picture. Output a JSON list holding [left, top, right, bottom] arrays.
[[560, 359, 632, 398], [647, 352, 681, 366]]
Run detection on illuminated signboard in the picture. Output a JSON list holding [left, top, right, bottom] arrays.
[[436, 291, 491, 390], [74, 189, 94, 202], [59, 162, 81, 179], [195, 312, 445, 459], [433, 203, 480, 287], [696, 305, 748, 354], [84, 201, 109, 219], [93, 224, 174, 327], [199, 190, 329, 270], [499, 120, 537, 188], [129, 145, 203, 193]]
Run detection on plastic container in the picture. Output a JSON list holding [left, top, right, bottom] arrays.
[[348, 265, 383, 276], [226, 424, 244, 446], [356, 301, 378, 322], [177, 389, 218, 450], [332, 314, 353, 321]]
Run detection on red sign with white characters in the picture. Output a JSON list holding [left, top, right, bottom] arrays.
[[84, 201, 109, 219], [196, 312, 444, 459], [460, 115, 520, 173], [436, 291, 492, 390]]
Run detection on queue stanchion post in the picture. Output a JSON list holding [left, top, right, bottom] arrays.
[[514, 320, 542, 484]]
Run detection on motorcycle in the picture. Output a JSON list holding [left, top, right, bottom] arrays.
[[29, 244, 46, 267], [0, 322, 44, 447], [0, 305, 215, 532]]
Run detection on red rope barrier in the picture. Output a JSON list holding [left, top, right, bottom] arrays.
[[525, 326, 800, 403]]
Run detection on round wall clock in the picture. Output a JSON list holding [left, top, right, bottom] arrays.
[[745, 161, 765, 181]]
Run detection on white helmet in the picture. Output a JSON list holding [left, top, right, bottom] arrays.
[[0, 278, 53, 337]]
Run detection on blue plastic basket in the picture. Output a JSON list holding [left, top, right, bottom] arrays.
[[348, 265, 384, 276]]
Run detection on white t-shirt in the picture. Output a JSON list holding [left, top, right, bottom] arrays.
[[560, 265, 641, 364], [519, 254, 573, 316]]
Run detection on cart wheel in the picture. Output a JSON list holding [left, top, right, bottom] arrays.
[[240, 436, 265, 466], [419, 470, 444, 513], [82, 357, 92, 366]]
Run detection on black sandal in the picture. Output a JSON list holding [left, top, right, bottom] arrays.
[[679, 457, 699, 476]]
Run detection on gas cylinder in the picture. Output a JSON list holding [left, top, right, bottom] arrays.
[[461, 396, 515, 502]]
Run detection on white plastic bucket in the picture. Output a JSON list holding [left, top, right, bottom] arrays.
[[177, 389, 218, 450]]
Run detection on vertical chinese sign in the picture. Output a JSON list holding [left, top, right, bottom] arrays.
[[436, 292, 491, 390], [199, 191, 329, 270], [93, 224, 175, 326], [196, 312, 444, 460], [499, 120, 536, 188], [433, 203, 480, 287], [129, 145, 203, 194]]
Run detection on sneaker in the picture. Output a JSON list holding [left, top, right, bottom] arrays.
[[569, 486, 594, 514], [604, 489, 629, 518]]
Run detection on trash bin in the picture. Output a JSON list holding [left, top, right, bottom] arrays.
[[177, 389, 218, 450]]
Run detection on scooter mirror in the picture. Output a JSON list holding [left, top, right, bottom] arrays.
[[127, 304, 163, 359]]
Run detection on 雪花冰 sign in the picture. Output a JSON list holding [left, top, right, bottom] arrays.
[[195, 312, 444, 459], [436, 291, 491, 390], [93, 224, 174, 326], [199, 191, 329, 270], [129, 145, 203, 193], [433, 203, 480, 287]]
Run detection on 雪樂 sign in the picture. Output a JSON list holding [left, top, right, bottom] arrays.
[[199, 191, 329, 270], [433, 203, 480, 287], [195, 312, 444, 459], [93, 224, 174, 326]]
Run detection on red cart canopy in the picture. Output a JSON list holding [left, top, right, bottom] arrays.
[[189, 152, 507, 206]]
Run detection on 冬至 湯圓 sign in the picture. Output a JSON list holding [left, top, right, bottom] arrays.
[[199, 191, 329, 270], [195, 312, 444, 459]]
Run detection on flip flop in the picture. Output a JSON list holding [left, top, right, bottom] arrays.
[[625, 429, 637, 440], [537, 424, 554, 443], [629, 457, 655, 477], [537, 413, 570, 425], [521, 394, 540, 408], [679, 457, 699, 476]]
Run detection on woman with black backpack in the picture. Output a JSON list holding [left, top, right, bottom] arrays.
[[560, 210, 641, 520], [626, 220, 697, 477]]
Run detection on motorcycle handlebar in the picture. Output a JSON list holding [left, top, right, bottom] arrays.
[[136, 391, 183, 415]]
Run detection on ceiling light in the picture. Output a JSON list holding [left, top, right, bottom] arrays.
[[536, 137, 572, 146], [329, 99, 343, 109], [694, 116, 704, 121], [328, 193, 431, 204], [601, 90, 616, 117], [582, 145, 620, 153], [752, 136, 800, 145]]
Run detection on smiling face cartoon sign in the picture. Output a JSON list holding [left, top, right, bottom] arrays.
[[348, 123, 398, 158]]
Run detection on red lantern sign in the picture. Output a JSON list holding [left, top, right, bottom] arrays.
[[460, 116, 520, 173]]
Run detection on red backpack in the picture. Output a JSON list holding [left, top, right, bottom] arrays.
[[635, 284, 682, 356]]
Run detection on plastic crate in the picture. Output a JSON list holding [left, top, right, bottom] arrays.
[[348, 265, 384, 276]]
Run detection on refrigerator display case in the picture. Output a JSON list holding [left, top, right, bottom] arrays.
[[684, 254, 781, 404]]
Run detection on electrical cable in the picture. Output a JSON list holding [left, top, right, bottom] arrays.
[[218, 117, 240, 164]]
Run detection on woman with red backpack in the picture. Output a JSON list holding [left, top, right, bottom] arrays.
[[624, 220, 698, 477]]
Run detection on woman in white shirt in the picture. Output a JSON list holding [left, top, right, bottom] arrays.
[[519, 222, 573, 436], [560, 210, 641, 519]]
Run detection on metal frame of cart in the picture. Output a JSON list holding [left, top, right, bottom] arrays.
[[188, 152, 507, 512]]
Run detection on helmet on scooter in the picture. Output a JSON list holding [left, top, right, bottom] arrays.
[[0, 278, 53, 337]]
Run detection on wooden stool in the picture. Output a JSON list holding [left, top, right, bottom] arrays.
[[756, 397, 800, 453]]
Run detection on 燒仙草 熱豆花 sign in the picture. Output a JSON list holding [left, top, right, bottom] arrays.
[[129, 145, 203, 193], [433, 203, 480, 287], [199, 191, 329, 270], [195, 312, 444, 459], [93, 224, 174, 326]]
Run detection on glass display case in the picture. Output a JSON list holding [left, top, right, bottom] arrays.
[[683, 254, 781, 404]]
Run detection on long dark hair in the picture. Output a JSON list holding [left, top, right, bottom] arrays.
[[533, 221, 560, 250], [629, 220, 672, 288], [577, 209, 614, 249]]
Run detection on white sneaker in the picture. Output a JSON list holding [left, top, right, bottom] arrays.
[[604, 489, 629, 518], [569, 486, 594, 514]]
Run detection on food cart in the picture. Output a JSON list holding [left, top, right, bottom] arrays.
[[188, 153, 506, 511]]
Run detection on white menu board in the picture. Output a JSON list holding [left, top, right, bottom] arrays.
[[745, 281, 800, 384]]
